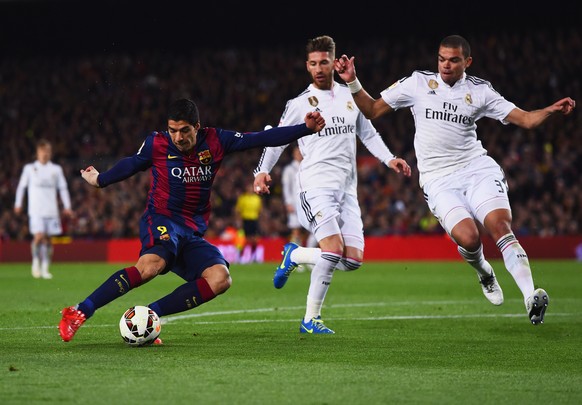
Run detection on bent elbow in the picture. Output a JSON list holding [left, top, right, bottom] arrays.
[[362, 111, 376, 120]]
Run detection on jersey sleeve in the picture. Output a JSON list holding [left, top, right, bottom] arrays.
[[481, 83, 517, 124], [279, 99, 304, 127], [253, 144, 287, 175], [56, 165, 72, 210], [356, 113, 396, 164], [380, 73, 417, 110], [217, 123, 312, 153], [253, 98, 304, 175], [14, 164, 30, 209], [98, 134, 153, 187]]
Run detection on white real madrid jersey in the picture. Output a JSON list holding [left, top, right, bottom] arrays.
[[255, 82, 395, 195], [380, 71, 516, 187], [14, 160, 71, 217]]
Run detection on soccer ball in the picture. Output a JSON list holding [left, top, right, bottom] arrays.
[[119, 305, 161, 346]]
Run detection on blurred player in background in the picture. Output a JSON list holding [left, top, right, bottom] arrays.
[[14, 139, 72, 279], [281, 145, 317, 274], [335, 34, 576, 325], [58, 98, 325, 343], [235, 182, 263, 262], [253, 35, 411, 334]]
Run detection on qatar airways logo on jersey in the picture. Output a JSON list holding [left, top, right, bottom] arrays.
[[425, 102, 474, 125], [318, 116, 355, 137], [171, 166, 213, 183]]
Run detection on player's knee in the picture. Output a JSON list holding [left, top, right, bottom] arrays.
[[138, 266, 163, 282], [457, 239, 481, 252], [319, 234, 344, 255], [483, 209, 513, 240], [215, 275, 232, 295], [339, 257, 362, 271], [204, 264, 232, 295], [136, 255, 167, 281], [451, 224, 481, 251], [488, 221, 513, 241]]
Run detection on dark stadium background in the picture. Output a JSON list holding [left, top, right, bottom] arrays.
[[1, 0, 580, 258], [1, 0, 578, 53]]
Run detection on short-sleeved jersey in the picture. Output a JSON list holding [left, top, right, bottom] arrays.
[[380, 71, 516, 187], [14, 160, 71, 217], [254, 82, 395, 196]]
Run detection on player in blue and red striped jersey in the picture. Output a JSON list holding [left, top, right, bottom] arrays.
[[59, 98, 325, 343]]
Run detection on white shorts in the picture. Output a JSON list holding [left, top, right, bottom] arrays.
[[297, 189, 364, 250], [29, 216, 63, 236], [423, 155, 511, 235], [287, 211, 301, 229]]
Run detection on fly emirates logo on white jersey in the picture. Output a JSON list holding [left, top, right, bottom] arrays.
[[425, 102, 474, 126], [318, 116, 355, 137], [171, 166, 212, 183]]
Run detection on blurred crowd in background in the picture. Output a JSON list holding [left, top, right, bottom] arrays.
[[1, 28, 580, 241]]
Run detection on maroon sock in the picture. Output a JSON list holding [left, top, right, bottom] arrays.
[[148, 278, 216, 316], [78, 266, 143, 318]]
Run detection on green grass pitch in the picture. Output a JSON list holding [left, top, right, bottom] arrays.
[[1, 260, 581, 404]]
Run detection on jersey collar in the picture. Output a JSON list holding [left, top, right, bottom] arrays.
[[308, 81, 338, 93], [437, 72, 467, 88]]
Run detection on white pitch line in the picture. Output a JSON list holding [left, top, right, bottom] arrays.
[[8, 312, 574, 330], [164, 312, 574, 325], [161, 299, 524, 322], [2, 300, 577, 330]]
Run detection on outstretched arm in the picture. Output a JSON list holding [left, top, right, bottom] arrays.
[[505, 97, 576, 129], [228, 112, 325, 151], [81, 154, 150, 188], [334, 55, 393, 119]]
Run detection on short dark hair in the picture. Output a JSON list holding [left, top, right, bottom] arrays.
[[440, 35, 471, 59], [306, 35, 335, 58], [36, 138, 50, 149], [168, 98, 199, 125]]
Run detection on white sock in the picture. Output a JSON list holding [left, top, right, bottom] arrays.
[[31, 242, 40, 271], [496, 233, 535, 301], [335, 257, 362, 272], [304, 251, 341, 321], [291, 246, 321, 265], [457, 245, 493, 278], [304, 298, 324, 322], [40, 243, 51, 276]]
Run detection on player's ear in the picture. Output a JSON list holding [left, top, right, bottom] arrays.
[[465, 56, 473, 69], [193, 122, 201, 131]]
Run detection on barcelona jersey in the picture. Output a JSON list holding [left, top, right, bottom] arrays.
[[98, 123, 312, 235]]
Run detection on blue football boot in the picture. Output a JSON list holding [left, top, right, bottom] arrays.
[[299, 316, 335, 334], [273, 242, 299, 289]]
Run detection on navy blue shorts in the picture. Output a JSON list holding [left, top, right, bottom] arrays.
[[139, 213, 229, 282]]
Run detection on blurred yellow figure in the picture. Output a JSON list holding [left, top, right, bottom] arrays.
[[235, 184, 262, 262]]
